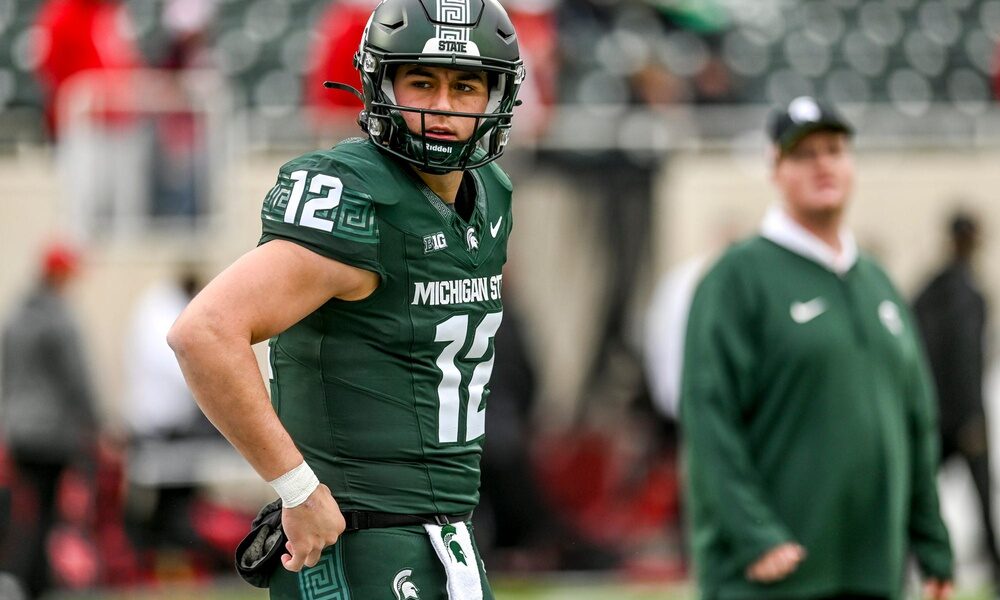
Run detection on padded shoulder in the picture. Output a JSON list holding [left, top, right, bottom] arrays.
[[259, 143, 386, 277], [318, 138, 413, 206], [478, 159, 513, 193]]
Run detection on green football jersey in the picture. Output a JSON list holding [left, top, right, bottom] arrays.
[[258, 138, 512, 515]]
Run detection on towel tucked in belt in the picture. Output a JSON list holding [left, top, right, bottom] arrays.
[[423, 521, 482, 600]]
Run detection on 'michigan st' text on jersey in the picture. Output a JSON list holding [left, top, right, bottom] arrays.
[[258, 138, 513, 515]]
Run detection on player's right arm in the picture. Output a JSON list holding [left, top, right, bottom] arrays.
[[167, 238, 378, 571]]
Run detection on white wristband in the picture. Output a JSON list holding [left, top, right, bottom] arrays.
[[268, 462, 320, 508]]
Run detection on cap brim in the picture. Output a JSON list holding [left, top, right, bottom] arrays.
[[779, 121, 853, 152]]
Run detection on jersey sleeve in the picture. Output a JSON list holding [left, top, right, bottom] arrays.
[[258, 153, 384, 278]]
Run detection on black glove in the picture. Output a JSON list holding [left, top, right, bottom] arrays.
[[235, 499, 286, 588]]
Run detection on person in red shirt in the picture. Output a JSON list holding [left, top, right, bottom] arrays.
[[33, 0, 149, 240], [34, 0, 143, 138], [303, 0, 376, 131]]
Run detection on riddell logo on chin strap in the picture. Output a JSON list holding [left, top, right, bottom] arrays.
[[425, 143, 450, 153]]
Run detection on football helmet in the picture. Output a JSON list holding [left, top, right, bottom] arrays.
[[328, 0, 524, 173]]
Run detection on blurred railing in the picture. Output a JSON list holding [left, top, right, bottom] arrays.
[[240, 102, 1000, 157], [53, 68, 233, 241], [18, 65, 1000, 248]]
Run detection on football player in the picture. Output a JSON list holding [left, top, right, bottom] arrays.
[[167, 1, 524, 598]]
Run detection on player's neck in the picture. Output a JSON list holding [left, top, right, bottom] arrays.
[[412, 167, 464, 204]]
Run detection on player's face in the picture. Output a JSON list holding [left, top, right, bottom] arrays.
[[393, 65, 490, 142], [773, 131, 854, 219]]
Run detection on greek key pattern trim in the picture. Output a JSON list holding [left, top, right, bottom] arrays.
[[298, 546, 351, 600], [436, 0, 470, 40]]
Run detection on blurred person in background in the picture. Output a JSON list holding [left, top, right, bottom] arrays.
[[123, 266, 216, 554], [914, 212, 1000, 591], [0, 242, 99, 599], [159, 0, 216, 72], [147, 0, 217, 223], [501, 0, 557, 141], [547, 0, 711, 420], [0, 445, 26, 600], [304, 0, 377, 130], [643, 214, 747, 577], [167, 0, 525, 597], [641, 256, 714, 574], [477, 292, 557, 569], [33, 0, 149, 239], [644, 218, 745, 422], [994, 40, 1000, 101], [679, 97, 953, 599], [33, 0, 143, 138]]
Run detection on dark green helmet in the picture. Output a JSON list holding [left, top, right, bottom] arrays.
[[350, 0, 524, 173]]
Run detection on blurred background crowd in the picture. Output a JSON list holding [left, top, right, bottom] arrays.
[[1, 0, 1000, 597]]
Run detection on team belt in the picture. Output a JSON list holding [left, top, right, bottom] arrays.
[[342, 510, 474, 532]]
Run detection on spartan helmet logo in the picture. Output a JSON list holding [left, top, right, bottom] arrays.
[[465, 226, 479, 251], [393, 569, 420, 600]]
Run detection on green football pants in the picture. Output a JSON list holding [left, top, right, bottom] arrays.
[[268, 523, 494, 600]]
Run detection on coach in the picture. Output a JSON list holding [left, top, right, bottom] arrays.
[[679, 97, 953, 600]]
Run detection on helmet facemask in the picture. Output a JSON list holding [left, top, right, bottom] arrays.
[[359, 52, 523, 174]]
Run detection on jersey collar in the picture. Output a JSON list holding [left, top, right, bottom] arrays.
[[410, 171, 486, 230], [408, 168, 491, 262], [760, 204, 858, 276]]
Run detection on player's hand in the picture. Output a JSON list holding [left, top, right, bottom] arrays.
[[746, 542, 806, 583], [280, 484, 346, 572], [923, 578, 952, 600]]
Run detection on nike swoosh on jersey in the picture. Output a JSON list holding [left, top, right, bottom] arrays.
[[790, 297, 827, 324], [490, 216, 503, 238]]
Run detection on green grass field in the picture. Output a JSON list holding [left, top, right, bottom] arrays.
[[47, 576, 996, 600], [50, 577, 692, 600]]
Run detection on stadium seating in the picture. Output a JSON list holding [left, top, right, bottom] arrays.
[[0, 0, 996, 132]]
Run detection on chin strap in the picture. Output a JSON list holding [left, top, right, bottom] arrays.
[[323, 81, 364, 103]]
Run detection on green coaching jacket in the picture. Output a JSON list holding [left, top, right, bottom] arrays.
[[680, 206, 953, 599]]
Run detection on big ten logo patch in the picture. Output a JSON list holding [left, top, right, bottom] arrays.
[[424, 232, 447, 254]]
